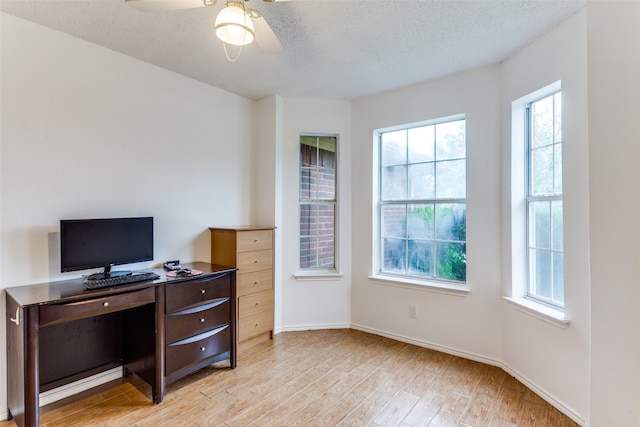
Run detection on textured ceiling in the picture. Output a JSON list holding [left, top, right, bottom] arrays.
[[0, 0, 586, 101]]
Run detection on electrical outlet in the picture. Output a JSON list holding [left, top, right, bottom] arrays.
[[409, 304, 417, 319]]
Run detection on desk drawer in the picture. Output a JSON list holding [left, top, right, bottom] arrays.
[[166, 273, 230, 314], [239, 310, 273, 342], [237, 269, 273, 297], [238, 289, 273, 318], [39, 287, 155, 326], [238, 249, 273, 274], [237, 230, 273, 252], [166, 299, 230, 344], [165, 325, 231, 376]]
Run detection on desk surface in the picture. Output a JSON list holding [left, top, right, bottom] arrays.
[[6, 262, 236, 307]]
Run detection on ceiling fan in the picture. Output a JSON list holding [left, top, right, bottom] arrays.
[[125, 0, 293, 57]]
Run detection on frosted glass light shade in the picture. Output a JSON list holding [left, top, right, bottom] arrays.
[[215, 2, 255, 46]]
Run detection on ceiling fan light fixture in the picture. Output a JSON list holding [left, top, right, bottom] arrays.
[[214, 2, 255, 46]]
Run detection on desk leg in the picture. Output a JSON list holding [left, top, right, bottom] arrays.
[[25, 308, 40, 427], [7, 299, 40, 427], [153, 286, 165, 404]]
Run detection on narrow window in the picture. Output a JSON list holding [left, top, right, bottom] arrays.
[[299, 135, 337, 270], [378, 118, 466, 283], [527, 91, 563, 306]]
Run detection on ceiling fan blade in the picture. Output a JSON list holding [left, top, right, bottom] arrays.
[[125, 0, 208, 12], [252, 15, 284, 54]]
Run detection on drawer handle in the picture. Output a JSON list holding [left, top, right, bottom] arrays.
[[200, 318, 205, 323], [201, 289, 206, 294], [254, 239, 258, 243], [103, 302, 109, 307], [10, 308, 19, 326], [200, 346, 206, 352]]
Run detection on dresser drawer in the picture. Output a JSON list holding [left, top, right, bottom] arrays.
[[39, 287, 155, 326], [238, 289, 273, 318], [165, 325, 231, 376], [237, 230, 273, 252], [238, 249, 273, 274], [237, 269, 273, 297], [239, 310, 273, 341], [166, 299, 230, 344], [166, 273, 230, 314]]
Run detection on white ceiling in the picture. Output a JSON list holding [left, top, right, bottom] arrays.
[[0, 0, 586, 101]]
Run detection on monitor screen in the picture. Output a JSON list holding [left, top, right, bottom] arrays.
[[60, 217, 154, 276]]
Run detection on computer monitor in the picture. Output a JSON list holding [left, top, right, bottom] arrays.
[[60, 217, 154, 280]]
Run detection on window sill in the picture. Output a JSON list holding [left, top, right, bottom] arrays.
[[503, 297, 570, 329], [295, 271, 344, 281], [369, 274, 470, 297]]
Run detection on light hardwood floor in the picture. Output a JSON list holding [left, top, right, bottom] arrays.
[[1, 329, 579, 426]]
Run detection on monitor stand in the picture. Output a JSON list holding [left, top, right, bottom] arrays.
[[87, 265, 132, 280]]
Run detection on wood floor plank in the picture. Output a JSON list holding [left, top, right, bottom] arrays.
[[0, 329, 581, 427]]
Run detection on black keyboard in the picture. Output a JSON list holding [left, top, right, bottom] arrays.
[[84, 272, 160, 290]]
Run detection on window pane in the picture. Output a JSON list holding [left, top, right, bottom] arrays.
[[530, 249, 551, 300], [318, 236, 335, 269], [382, 205, 406, 238], [408, 163, 435, 199], [553, 252, 564, 303], [554, 92, 562, 143], [436, 242, 466, 281], [381, 130, 406, 166], [408, 125, 434, 163], [383, 238, 406, 274], [300, 167, 316, 200], [435, 203, 466, 241], [300, 204, 315, 237], [531, 145, 554, 195], [317, 167, 336, 200], [382, 165, 407, 200], [408, 240, 434, 277], [317, 204, 335, 237], [554, 144, 562, 194], [531, 96, 553, 148], [300, 236, 313, 268], [435, 120, 465, 160], [552, 201, 563, 251], [435, 159, 466, 198], [530, 201, 550, 249], [407, 204, 434, 239]]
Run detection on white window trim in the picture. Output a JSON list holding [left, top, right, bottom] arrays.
[[295, 271, 345, 281], [369, 274, 470, 297], [372, 115, 468, 287], [510, 80, 569, 323], [503, 297, 569, 329], [297, 133, 340, 274]]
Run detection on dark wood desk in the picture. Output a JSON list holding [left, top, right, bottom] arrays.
[[5, 262, 236, 427]]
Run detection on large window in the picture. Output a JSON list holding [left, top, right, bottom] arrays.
[[299, 135, 337, 270], [527, 91, 563, 306], [378, 118, 466, 283]]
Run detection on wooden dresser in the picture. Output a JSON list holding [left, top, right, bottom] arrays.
[[210, 226, 276, 347]]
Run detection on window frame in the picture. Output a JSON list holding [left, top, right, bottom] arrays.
[[298, 133, 339, 274], [374, 115, 467, 286], [525, 90, 564, 308]]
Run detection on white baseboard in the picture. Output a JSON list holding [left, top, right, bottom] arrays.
[[39, 366, 123, 407]]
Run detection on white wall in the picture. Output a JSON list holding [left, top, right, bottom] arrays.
[[0, 12, 254, 419], [351, 66, 504, 362], [587, 2, 640, 425], [279, 98, 352, 330], [500, 9, 590, 423]]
